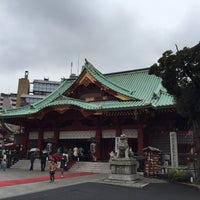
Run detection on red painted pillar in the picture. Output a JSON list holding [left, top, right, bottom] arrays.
[[95, 128, 101, 160], [52, 130, 59, 153], [115, 118, 121, 154], [115, 118, 121, 137], [94, 117, 102, 161], [21, 129, 29, 157], [137, 127, 144, 155]]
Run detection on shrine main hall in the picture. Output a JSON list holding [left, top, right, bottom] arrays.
[[0, 61, 191, 163]]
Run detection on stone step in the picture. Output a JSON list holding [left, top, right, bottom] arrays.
[[11, 159, 42, 170], [11, 159, 111, 173], [68, 161, 110, 173]]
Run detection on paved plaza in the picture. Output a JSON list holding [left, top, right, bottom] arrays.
[[0, 167, 199, 200]]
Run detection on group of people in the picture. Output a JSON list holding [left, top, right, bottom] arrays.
[[48, 153, 68, 182], [29, 151, 68, 183], [0, 144, 22, 170], [28, 142, 98, 183]]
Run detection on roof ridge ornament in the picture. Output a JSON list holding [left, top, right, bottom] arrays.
[[84, 58, 95, 70], [85, 58, 89, 65]]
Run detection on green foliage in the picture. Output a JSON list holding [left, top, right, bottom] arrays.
[[168, 169, 193, 183], [149, 43, 200, 180], [149, 42, 200, 120]]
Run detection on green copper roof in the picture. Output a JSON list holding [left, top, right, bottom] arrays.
[[105, 68, 161, 101], [83, 62, 138, 99], [0, 79, 74, 117], [0, 62, 175, 118]]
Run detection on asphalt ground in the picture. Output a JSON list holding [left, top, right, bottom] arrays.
[[1, 182, 200, 200], [0, 168, 199, 200]]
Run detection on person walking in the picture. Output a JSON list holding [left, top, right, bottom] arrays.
[[48, 160, 57, 183], [1, 152, 7, 171], [40, 152, 47, 171], [73, 146, 79, 161], [109, 150, 115, 162], [60, 154, 67, 178], [29, 152, 35, 171]]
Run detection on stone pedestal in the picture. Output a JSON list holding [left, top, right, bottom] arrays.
[[109, 158, 138, 181]]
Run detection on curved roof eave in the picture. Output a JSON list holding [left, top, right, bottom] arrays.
[[0, 120, 15, 133], [0, 78, 74, 118], [151, 91, 175, 108], [67, 61, 141, 100], [40, 98, 149, 112]]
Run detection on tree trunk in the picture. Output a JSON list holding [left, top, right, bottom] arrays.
[[192, 118, 200, 182]]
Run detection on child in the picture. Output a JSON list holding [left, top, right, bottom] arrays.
[[48, 160, 57, 183], [2, 159, 7, 171]]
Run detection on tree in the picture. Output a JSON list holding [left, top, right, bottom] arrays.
[[149, 42, 200, 181]]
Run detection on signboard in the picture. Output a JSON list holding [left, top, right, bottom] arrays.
[[115, 137, 120, 153], [170, 132, 178, 168]]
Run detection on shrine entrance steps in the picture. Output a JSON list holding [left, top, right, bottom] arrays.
[[11, 159, 111, 174]]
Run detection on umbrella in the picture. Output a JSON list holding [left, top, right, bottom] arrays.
[[52, 153, 61, 162], [4, 142, 14, 147], [42, 150, 48, 154], [29, 148, 40, 152]]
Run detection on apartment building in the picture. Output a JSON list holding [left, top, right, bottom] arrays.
[[0, 93, 17, 110], [16, 71, 61, 107]]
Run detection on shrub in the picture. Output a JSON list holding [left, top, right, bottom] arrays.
[[168, 169, 192, 183]]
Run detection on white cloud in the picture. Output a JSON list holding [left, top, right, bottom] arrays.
[[0, 0, 200, 93]]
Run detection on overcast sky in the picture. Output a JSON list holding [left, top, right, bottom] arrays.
[[0, 0, 200, 93]]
